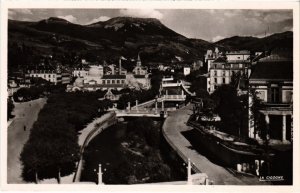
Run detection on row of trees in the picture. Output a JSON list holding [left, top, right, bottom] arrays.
[[20, 91, 113, 183], [13, 79, 66, 102], [190, 76, 249, 138]]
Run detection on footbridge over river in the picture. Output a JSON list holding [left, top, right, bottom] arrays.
[[114, 78, 195, 118]]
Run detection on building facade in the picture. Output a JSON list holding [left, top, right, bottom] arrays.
[[72, 67, 89, 78], [248, 54, 293, 144], [207, 50, 251, 94]]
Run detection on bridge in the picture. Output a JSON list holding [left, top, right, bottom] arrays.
[[115, 109, 167, 118], [115, 99, 168, 118], [114, 78, 195, 118]]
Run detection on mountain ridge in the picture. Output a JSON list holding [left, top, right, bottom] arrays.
[[8, 17, 293, 69]]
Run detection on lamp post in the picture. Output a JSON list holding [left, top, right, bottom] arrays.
[[136, 100, 139, 112], [98, 164, 103, 185], [187, 158, 192, 185]]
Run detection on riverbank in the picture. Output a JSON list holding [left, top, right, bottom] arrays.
[[80, 117, 186, 184]]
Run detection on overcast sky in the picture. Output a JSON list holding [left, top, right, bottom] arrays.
[[8, 9, 293, 42]]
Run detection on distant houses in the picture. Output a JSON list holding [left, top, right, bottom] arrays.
[[67, 54, 151, 92]]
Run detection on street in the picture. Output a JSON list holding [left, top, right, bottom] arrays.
[[7, 98, 47, 184], [163, 104, 265, 185]]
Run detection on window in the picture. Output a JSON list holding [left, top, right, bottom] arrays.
[[222, 71, 226, 76], [103, 80, 106, 84], [107, 80, 110, 84], [112, 80, 115, 84], [223, 78, 225, 84], [214, 78, 217, 84], [271, 87, 280, 103], [121, 80, 125, 84], [214, 71, 217, 76], [283, 91, 293, 103], [49, 74, 51, 78], [257, 91, 266, 101], [116, 80, 120, 84]]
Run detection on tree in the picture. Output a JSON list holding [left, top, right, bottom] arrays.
[[7, 98, 14, 120], [189, 76, 209, 98], [249, 88, 265, 139], [211, 85, 243, 136]]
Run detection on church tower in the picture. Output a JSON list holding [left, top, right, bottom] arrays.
[[137, 53, 142, 67]]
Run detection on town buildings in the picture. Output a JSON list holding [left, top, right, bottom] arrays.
[[25, 65, 71, 85], [248, 53, 293, 144], [68, 54, 151, 92], [206, 49, 251, 94], [72, 67, 89, 78]]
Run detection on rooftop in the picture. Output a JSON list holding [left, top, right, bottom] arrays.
[[250, 60, 293, 80], [212, 57, 227, 63]]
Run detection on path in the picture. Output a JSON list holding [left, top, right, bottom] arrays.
[[162, 104, 264, 185], [7, 98, 47, 184]]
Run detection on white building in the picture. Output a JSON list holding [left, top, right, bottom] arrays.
[[73, 67, 89, 78], [205, 47, 221, 72], [183, 66, 191, 76], [206, 50, 251, 94], [26, 65, 71, 85]]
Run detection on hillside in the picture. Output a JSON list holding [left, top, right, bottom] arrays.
[[8, 17, 214, 69], [8, 16, 292, 70], [215, 31, 293, 52]]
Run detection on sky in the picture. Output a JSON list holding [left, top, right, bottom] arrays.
[[8, 9, 293, 42]]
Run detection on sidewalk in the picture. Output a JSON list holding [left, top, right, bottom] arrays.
[[7, 98, 47, 184], [163, 104, 249, 185]]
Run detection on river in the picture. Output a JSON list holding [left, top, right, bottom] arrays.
[[80, 119, 186, 184]]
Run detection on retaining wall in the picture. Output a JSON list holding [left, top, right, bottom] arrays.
[[73, 111, 117, 182]]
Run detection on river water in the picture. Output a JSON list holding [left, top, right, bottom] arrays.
[[80, 120, 186, 184]]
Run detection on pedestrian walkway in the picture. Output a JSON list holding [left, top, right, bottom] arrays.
[[162, 104, 264, 185], [7, 98, 47, 184]]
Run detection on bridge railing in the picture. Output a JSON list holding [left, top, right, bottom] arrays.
[[162, 95, 186, 99], [161, 82, 182, 87]]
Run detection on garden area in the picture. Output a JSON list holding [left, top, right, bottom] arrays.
[[20, 91, 113, 183]]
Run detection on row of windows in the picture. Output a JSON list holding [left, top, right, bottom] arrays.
[[31, 74, 56, 78], [211, 63, 244, 69], [256, 88, 293, 103], [103, 79, 125, 84]]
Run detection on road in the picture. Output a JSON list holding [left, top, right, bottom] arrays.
[[7, 98, 47, 184], [162, 104, 265, 185]]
